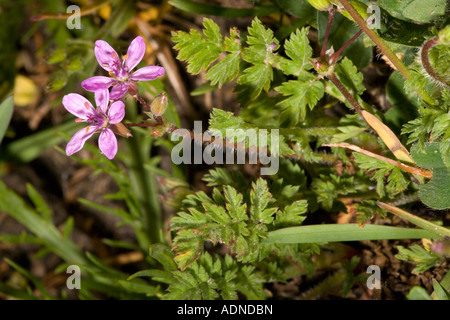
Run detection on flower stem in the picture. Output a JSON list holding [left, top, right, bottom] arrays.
[[124, 122, 160, 128], [123, 99, 164, 245], [326, 72, 361, 112], [127, 136, 163, 245], [328, 29, 363, 65], [421, 37, 450, 88], [337, 0, 408, 76], [321, 8, 335, 59]]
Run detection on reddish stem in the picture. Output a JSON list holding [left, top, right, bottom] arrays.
[[328, 29, 363, 65], [327, 72, 361, 113], [124, 122, 160, 128], [320, 8, 335, 60]]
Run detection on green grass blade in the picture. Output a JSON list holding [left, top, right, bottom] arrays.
[[0, 232, 43, 245], [377, 202, 450, 238], [26, 183, 52, 220], [0, 180, 87, 264], [440, 269, 450, 291], [263, 224, 439, 244], [122, 99, 163, 245], [0, 283, 39, 300], [0, 95, 14, 144], [4, 258, 54, 299], [407, 286, 432, 300], [117, 280, 160, 296], [127, 269, 175, 284], [432, 279, 450, 300], [3, 120, 80, 162]]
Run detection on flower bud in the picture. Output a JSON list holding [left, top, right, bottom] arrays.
[[148, 126, 166, 137], [127, 82, 139, 96], [110, 123, 132, 138], [307, 0, 332, 11], [47, 70, 68, 92], [312, 58, 329, 74], [150, 92, 168, 116], [47, 48, 66, 64]]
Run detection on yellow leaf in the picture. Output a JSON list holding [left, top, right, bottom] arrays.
[[99, 3, 111, 20], [361, 110, 414, 164], [138, 7, 159, 22], [14, 75, 39, 107]]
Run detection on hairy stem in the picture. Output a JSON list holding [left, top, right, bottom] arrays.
[[421, 37, 450, 88], [337, 0, 409, 77], [300, 269, 347, 300]]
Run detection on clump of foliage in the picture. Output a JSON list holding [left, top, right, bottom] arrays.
[[0, 0, 449, 300]]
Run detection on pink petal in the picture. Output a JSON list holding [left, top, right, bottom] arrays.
[[62, 93, 96, 120], [107, 101, 125, 124], [124, 36, 145, 72], [95, 40, 120, 72], [81, 76, 116, 92], [99, 129, 118, 159], [95, 89, 110, 114], [130, 66, 165, 81], [110, 82, 129, 99], [66, 125, 98, 156]]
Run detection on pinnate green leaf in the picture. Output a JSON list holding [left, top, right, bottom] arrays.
[[235, 17, 279, 103], [278, 27, 313, 75], [250, 179, 277, 224], [334, 57, 365, 97], [407, 286, 432, 300], [172, 18, 223, 75], [236, 63, 273, 103], [243, 17, 278, 64], [275, 72, 324, 125], [432, 279, 450, 300], [353, 152, 409, 198], [274, 200, 307, 228], [395, 245, 440, 274], [206, 41, 241, 88]]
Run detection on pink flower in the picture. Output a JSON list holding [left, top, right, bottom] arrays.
[[81, 36, 165, 99], [63, 90, 125, 159]]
